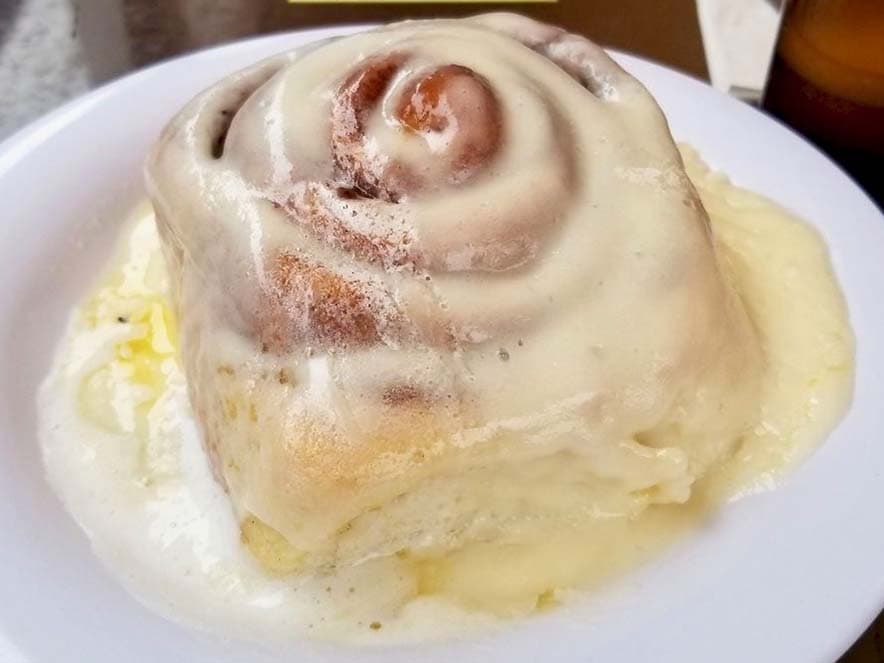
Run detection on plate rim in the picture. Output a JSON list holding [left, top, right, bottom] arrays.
[[1, 24, 883, 663]]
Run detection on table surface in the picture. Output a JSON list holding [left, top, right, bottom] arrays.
[[845, 623, 884, 662]]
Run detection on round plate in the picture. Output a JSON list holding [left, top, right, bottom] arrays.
[[1, 26, 882, 663]]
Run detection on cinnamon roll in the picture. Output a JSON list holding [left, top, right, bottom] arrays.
[[146, 14, 762, 570]]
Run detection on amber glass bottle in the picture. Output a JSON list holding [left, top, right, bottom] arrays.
[[763, 0, 884, 206]]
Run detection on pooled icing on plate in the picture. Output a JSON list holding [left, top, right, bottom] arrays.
[[38, 147, 853, 644]]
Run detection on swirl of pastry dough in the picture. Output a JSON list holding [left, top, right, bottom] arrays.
[[153, 15, 646, 355], [147, 14, 761, 566], [260, 26, 608, 352]]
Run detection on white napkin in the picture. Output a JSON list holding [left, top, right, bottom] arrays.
[[696, 0, 784, 101]]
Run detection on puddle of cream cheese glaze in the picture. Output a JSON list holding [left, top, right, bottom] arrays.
[[38, 148, 854, 645]]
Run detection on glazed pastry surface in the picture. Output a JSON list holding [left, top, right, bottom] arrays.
[[146, 14, 762, 567]]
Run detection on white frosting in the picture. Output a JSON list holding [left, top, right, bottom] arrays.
[[144, 15, 762, 567]]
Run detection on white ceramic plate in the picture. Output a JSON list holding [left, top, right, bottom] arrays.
[[1, 26, 883, 663]]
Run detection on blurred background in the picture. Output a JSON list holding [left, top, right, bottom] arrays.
[[0, 1, 881, 660], [0, 0, 778, 138], [3, 0, 880, 209]]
